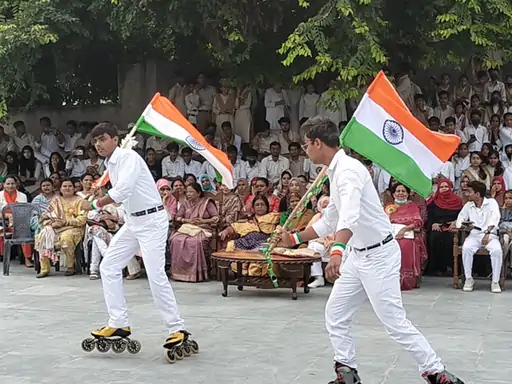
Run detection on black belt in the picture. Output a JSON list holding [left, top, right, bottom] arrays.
[[354, 234, 394, 252], [131, 205, 164, 217]]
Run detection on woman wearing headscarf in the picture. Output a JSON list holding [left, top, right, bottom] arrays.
[[199, 174, 221, 207], [156, 178, 178, 220], [426, 178, 463, 276], [490, 176, 506, 206]]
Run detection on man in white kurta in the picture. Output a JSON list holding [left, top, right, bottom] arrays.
[[278, 117, 464, 384], [83, 122, 189, 348]]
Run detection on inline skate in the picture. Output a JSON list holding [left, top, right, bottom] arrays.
[[81, 326, 142, 354], [422, 370, 465, 384], [328, 362, 362, 384], [163, 330, 199, 363]]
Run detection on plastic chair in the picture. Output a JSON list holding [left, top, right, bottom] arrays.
[[2, 203, 40, 276]]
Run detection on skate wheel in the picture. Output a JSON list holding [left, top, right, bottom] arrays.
[[96, 339, 111, 353], [127, 339, 142, 354], [164, 350, 176, 364], [183, 344, 191, 357], [189, 340, 199, 354], [112, 340, 127, 354], [175, 347, 184, 360], [81, 338, 95, 353]]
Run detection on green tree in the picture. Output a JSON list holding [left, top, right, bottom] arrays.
[[279, 0, 512, 98]]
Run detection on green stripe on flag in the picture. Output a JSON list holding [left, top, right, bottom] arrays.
[[135, 116, 187, 147], [341, 118, 433, 197]]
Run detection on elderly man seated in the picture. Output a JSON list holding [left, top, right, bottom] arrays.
[[455, 180, 502, 293]]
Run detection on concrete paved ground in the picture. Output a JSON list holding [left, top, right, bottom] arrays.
[[1, 266, 510, 384]]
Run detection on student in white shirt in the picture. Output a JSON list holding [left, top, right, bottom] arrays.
[[443, 116, 465, 143], [226, 145, 247, 183], [259, 141, 290, 185], [433, 90, 455, 128], [161, 142, 185, 179], [63, 120, 83, 154], [11, 120, 37, 151], [464, 109, 489, 152], [244, 148, 261, 183], [452, 143, 470, 190], [299, 83, 319, 119], [181, 147, 201, 178], [455, 180, 502, 293], [277, 116, 463, 384], [36, 116, 65, 160], [65, 146, 88, 178], [83, 122, 194, 354]]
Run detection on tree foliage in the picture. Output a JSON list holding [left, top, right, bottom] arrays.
[[1, 0, 512, 116]]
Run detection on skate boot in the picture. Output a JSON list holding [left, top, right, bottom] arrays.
[[328, 362, 362, 384], [422, 370, 465, 384], [163, 330, 199, 363], [81, 326, 142, 355]]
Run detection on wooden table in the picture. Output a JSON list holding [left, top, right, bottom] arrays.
[[211, 251, 321, 300]]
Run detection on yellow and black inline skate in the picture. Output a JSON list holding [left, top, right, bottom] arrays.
[[163, 330, 199, 363], [81, 326, 142, 355]]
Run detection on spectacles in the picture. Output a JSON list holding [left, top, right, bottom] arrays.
[[301, 141, 312, 152]]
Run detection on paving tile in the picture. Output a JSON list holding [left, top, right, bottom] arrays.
[[0, 268, 508, 383]]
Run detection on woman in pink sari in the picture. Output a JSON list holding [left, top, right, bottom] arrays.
[[170, 182, 219, 282], [385, 183, 427, 291]]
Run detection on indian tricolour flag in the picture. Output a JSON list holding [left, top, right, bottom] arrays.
[[340, 71, 460, 197], [136, 93, 234, 189]]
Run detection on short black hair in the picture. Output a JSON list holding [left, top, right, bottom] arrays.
[[302, 117, 340, 148], [66, 120, 78, 128], [39, 116, 51, 124], [470, 109, 482, 118], [504, 112, 512, 120], [428, 116, 440, 124], [91, 122, 119, 139], [444, 116, 456, 125], [468, 180, 486, 198], [181, 147, 192, 155], [166, 142, 179, 152], [278, 117, 291, 124], [13, 120, 24, 128], [438, 90, 450, 98], [227, 145, 237, 154], [221, 121, 232, 129], [413, 93, 425, 101], [40, 178, 53, 187], [269, 141, 281, 149], [288, 142, 300, 151]]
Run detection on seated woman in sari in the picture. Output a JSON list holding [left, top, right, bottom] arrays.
[[170, 182, 219, 282], [426, 178, 463, 276], [0, 175, 34, 267], [218, 184, 242, 227], [385, 183, 427, 290], [279, 192, 314, 230], [35, 179, 87, 278], [218, 195, 280, 276], [30, 178, 56, 234]]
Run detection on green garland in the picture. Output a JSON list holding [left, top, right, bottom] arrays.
[[262, 174, 329, 287]]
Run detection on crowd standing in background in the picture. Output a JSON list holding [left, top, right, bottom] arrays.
[[1, 69, 512, 293]]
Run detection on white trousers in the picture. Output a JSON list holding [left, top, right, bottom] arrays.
[[462, 233, 502, 283], [100, 210, 184, 333], [309, 242, 326, 277], [325, 240, 444, 374], [90, 237, 141, 275]]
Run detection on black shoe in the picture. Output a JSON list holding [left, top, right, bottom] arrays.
[[423, 370, 465, 384], [328, 362, 362, 384]]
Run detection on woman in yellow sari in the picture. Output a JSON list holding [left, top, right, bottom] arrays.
[[35, 179, 87, 278], [219, 195, 280, 276]]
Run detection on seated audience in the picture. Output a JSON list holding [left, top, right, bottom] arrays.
[[426, 178, 463, 276], [170, 182, 219, 282], [455, 180, 502, 293], [35, 179, 86, 278], [385, 183, 427, 290]]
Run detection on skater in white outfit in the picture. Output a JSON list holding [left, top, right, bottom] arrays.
[[278, 117, 464, 384], [80, 122, 198, 362]]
